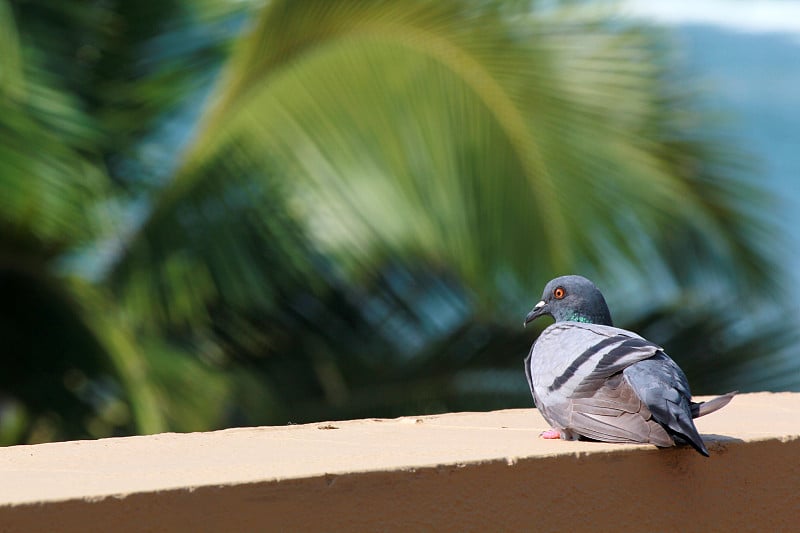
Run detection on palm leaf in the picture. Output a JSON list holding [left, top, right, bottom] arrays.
[[115, 0, 778, 329], [0, 0, 23, 99]]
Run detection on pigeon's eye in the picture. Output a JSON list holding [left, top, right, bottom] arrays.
[[553, 287, 566, 300]]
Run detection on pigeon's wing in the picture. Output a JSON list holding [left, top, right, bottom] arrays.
[[567, 373, 674, 446], [528, 322, 712, 453], [564, 331, 711, 454], [528, 323, 665, 435], [529, 322, 661, 401], [623, 353, 709, 456]]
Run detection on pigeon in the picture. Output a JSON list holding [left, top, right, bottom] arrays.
[[523, 275, 736, 456]]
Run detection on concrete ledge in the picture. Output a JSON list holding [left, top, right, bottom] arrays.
[[0, 392, 798, 531]]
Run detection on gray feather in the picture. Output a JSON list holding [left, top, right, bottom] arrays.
[[527, 322, 682, 449], [624, 354, 709, 455], [568, 373, 674, 446]]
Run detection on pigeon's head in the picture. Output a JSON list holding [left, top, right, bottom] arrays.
[[524, 275, 613, 326]]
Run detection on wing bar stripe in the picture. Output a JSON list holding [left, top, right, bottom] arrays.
[[548, 336, 625, 392]]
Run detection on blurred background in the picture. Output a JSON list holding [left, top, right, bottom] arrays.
[[1, 0, 798, 445]]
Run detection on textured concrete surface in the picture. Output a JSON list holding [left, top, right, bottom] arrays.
[[0, 392, 798, 532]]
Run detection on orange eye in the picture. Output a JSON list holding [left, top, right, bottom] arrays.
[[553, 287, 566, 300]]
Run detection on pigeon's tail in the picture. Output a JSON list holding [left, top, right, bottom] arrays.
[[691, 391, 737, 419]]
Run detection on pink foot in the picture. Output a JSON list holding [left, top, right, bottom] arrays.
[[539, 428, 561, 439]]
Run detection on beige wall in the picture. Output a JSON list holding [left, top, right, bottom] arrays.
[[0, 392, 798, 532]]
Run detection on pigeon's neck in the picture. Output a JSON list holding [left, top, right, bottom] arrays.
[[562, 310, 613, 326], [566, 312, 594, 324]]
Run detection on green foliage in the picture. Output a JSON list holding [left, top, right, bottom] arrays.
[[0, 0, 794, 444]]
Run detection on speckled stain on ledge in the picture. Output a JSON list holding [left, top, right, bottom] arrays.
[[0, 392, 798, 532]]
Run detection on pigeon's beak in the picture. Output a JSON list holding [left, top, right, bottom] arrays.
[[524, 300, 547, 327]]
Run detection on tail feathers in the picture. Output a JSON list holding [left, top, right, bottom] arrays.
[[691, 391, 737, 419], [671, 432, 709, 457]]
